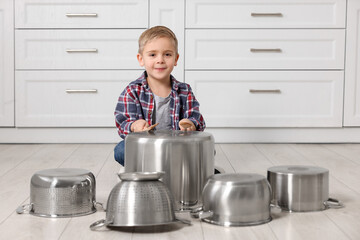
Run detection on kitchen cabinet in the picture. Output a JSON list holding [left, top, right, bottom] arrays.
[[344, 0, 360, 126], [14, 0, 146, 127], [0, 0, 14, 126], [185, 0, 345, 128], [2, 0, 360, 142]]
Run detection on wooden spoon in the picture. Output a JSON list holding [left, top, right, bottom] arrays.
[[144, 123, 159, 131]]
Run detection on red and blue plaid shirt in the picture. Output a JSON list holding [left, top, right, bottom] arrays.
[[115, 71, 205, 139]]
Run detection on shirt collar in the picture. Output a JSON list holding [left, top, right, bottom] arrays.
[[140, 71, 179, 91]]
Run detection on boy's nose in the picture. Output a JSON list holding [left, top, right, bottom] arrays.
[[156, 56, 164, 63]]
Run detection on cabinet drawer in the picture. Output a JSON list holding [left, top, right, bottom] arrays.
[[15, 0, 148, 28], [186, 0, 346, 28], [186, 71, 343, 127], [185, 29, 345, 70], [15, 70, 143, 127], [15, 29, 143, 70]]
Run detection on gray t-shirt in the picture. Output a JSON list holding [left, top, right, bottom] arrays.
[[152, 94, 172, 130]]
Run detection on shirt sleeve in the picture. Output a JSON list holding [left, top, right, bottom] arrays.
[[184, 85, 206, 131], [114, 86, 139, 139]]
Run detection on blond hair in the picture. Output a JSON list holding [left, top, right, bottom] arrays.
[[138, 26, 178, 54]]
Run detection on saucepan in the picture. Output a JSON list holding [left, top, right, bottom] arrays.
[[191, 173, 272, 226], [267, 165, 344, 212], [16, 168, 103, 218], [90, 172, 191, 230]]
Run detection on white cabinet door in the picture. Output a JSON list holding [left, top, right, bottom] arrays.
[[16, 70, 143, 127], [344, 0, 360, 126], [15, 0, 148, 29], [186, 0, 346, 29], [149, 0, 184, 82], [185, 29, 345, 70], [15, 29, 144, 70], [186, 71, 343, 127], [0, 0, 14, 126]]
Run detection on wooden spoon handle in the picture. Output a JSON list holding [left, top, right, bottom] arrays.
[[145, 123, 159, 131]]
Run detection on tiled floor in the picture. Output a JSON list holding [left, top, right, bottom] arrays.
[[0, 143, 359, 240]]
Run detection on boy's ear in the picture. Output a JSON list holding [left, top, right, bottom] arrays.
[[174, 53, 179, 66], [137, 53, 144, 67]]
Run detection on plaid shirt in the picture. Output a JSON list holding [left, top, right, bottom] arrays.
[[115, 71, 205, 139]]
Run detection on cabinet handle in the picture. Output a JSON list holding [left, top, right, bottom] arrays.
[[66, 13, 98, 17], [249, 89, 281, 93], [66, 89, 98, 93], [251, 13, 283, 17], [250, 48, 282, 53], [66, 49, 98, 53]]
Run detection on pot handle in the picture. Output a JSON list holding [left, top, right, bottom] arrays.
[[325, 198, 344, 209], [93, 201, 105, 211], [175, 217, 192, 225], [190, 207, 213, 219], [90, 219, 108, 231], [16, 204, 32, 214]]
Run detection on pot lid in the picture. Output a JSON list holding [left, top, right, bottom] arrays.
[[126, 130, 214, 142]]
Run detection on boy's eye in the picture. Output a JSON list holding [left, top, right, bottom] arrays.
[[149, 54, 155, 57], [165, 53, 172, 57]]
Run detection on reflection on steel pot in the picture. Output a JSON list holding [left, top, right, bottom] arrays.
[[89, 172, 191, 229], [267, 165, 344, 212], [193, 173, 272, 227], [16, 168, 102, 218], [124, 130, 215, 210]]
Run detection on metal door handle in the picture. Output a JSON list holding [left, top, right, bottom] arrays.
[[249, 89, 281, 93], [66, 49, 98, 53], [250, 48, 282, 53], [66, 89, 98, 93], [251, 13, 283, 17], [66, 13, 98, 17]]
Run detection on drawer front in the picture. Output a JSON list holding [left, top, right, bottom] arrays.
[[15, 0, 148, 28], [186, 71, 343, 127], [185, 29, 345, 70], [186, 0, 346, 28], [16, 29, 143, 70], [15, 70, 143, 127]]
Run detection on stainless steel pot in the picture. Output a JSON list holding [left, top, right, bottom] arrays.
[[124, 130, 215, 210], [192, 173, 272, 226], [267, 165, 344, 212], [90, 172, 190, 229], [16, 168, 102, 218]]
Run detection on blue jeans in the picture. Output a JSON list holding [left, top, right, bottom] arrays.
[[114, 140, 125, 166]]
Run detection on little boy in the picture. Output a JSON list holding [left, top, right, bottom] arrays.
[[114, 26, 205, 166]]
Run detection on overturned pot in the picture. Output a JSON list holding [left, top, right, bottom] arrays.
[[16, 168, 103, 218], [124, 130, 215, 210], [267, 165, 344, 212]]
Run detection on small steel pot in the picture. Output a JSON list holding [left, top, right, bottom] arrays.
[[16, 168, 102, 218], [90, 172, 191, 230], [192, 173, 272, 227], [267, 165, 344, 212]]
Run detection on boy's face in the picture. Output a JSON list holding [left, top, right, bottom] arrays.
[[137, 37, 179, 84]]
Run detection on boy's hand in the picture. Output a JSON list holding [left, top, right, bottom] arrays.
[[179, 119, 196, 131], [131, 119, 149, 132]]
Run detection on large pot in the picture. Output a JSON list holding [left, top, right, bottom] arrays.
[[267, 165, 344, 212], [124, 130, 215, 210], [16, 168, 102, 218]]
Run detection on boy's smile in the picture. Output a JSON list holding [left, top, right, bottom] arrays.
[[137, 37, 179, 84]]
